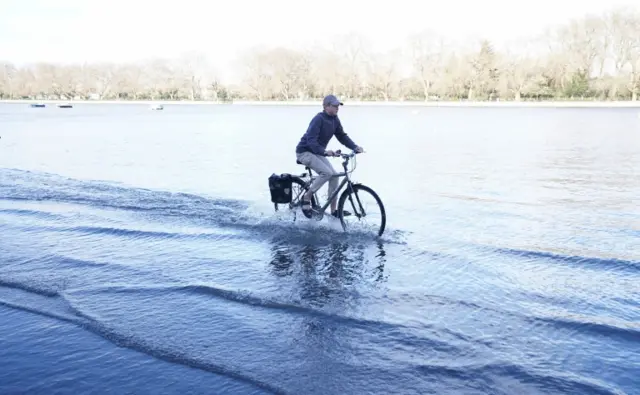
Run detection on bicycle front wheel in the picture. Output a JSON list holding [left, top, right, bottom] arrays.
[[337, 184, 386, 237]]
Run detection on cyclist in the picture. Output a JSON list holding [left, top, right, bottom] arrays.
[[295, 94, 364, 217]]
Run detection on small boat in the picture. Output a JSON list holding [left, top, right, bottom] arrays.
[[58, 103, 73, 108], [30, 103, 46, 108], [150, 104, 164, 110]]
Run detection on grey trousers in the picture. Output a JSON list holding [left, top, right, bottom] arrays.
[[296, 151, 339, 198]]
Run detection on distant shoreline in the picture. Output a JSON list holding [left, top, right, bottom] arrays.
[[2, 99, 640, 108]]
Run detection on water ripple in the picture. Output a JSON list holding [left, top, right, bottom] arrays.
[[2, 110, 639, 395]]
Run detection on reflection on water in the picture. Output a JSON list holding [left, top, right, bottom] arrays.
[[268, 240, 388, 308], [267, 239, 390, 366]]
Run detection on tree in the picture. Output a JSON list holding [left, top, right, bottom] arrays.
[[465, 39, 499, 100], [0, 62, 17, 99], [239, 46, 275, 101], [498, 51, 542, 100], [559, 15, 602, 77], [365, 49, 402, 101], [1, 5, 639, 103], [331, 32, 370, 99], [266, 47, 312, 100], [407, 29, 446, 100], [178, 51, 210, 101]]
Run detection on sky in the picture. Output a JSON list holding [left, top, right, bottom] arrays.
[[1, 0, 638, 83]]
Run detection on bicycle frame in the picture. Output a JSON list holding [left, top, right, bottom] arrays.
[[299, 151, 357, 216], [313, 172, 351, 214]]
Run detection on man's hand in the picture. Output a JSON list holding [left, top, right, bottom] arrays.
[[355, 146, 364, 153], [325, 150, 336, 157]]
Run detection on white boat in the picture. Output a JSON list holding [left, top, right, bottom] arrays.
[[57, 103, 73, 108], [150, 104, 164, 110]]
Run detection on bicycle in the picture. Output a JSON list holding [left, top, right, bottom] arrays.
[[269, 150, 386, 237]]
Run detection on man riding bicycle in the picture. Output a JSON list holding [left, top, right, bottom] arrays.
[[295, 94, 364, 218]]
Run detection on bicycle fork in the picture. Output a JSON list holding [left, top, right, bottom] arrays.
[[346, 184, 365, 219]]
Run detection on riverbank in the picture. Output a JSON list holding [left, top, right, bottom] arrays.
[[2, 99, 640, 108]]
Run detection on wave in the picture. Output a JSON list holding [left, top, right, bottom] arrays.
[[65, 281, 640, 350], [0, 288, 283, 395], [4, 250, 639, 349], [2, 220, 401, 251], [527, 311, 640, 343], [4, 252, 638, 349], [0, 277, 60, 297], [488, 246, 640, 273], [416, 361, 626, 395], [0, 208, 68, 221], [60, 283, 636, 394], [0, 253, 180, 298], [1, 272, 636, 394], [0, 168, 249, 215], [0, 168, 406, 244], [57, 284, 481, 395], [3, 223, 247, 242], [395, 289, 640, 346], [0, 299, 88, 326], [63, 283, 462, 350], [65, 304, 286, 394]]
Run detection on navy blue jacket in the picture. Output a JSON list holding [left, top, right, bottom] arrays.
[[296, 111, 357, 155]]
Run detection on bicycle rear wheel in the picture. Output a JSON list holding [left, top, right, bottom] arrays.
[[274, 177, 317, 219], [337, 183, 386, 237]]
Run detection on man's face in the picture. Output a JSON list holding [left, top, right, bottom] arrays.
[[325, 104, 339, 116]]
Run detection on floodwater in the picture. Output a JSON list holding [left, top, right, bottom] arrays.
[[1, 102, 639, 394]]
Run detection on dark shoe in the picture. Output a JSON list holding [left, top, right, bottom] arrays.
[[332, 209, 351, 218]]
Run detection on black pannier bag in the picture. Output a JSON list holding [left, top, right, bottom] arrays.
[[268, 173, 293, 204]]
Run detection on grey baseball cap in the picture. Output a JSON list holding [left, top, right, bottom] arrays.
[[322, 94, 343, 106]]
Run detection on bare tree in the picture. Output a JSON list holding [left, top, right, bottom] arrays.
[[91, 62, 116, 99], [309, 46, 348, 98], [239, 46, 275, 101], [607, 8, 640, 100], [407, 29, 446, 100], [264, 47, 311, 100], [559, 16, 602, 76], [365, 49, 402, 101], [1, 5, 639, 103], [438, 51, 469, 99], [15, 67, 36, 98], [0, 62, 17, 98], [464, 39, 499, 100], [594, 14, 613, 78], [499, 53, 542, 100], [177, 51, 211, 100], [331, 31, 371, 99]]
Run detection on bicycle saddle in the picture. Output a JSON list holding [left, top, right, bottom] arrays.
[[296, 159, 311, 171]]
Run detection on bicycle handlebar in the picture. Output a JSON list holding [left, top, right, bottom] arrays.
[[326, 149, 362, 159]]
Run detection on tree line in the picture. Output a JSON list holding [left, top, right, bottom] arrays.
[[1, 6, 639, 102]]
